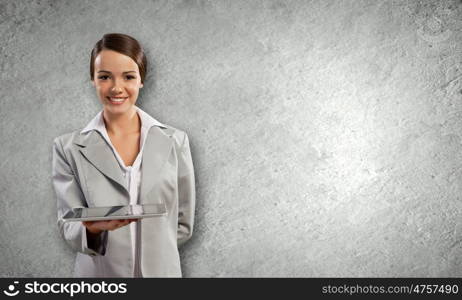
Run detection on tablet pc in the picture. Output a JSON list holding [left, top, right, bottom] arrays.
[[61, 204, 167, 223]]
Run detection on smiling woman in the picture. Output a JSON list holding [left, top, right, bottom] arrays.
[[92, 51, 144, 116], [51, 33, 196, 278], [90, 34, 146, 120]]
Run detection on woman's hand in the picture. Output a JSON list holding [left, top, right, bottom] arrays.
[[82, 219, 137, 235]]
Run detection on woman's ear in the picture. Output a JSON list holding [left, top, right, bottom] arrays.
[[140, 83, 144, 88]]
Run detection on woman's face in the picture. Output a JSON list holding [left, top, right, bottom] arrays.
[[91, 49, 144, 116]]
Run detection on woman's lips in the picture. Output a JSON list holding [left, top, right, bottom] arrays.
[[107, 97, 128, 105]]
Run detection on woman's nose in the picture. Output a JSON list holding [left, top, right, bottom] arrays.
[[111, 86, 122, 93], [110, 78, 124, 93]]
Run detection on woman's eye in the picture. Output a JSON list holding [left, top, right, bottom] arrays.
[[97, 75, 135, 80]]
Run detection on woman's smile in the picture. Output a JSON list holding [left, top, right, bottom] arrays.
[[107, 96, 128, 105]]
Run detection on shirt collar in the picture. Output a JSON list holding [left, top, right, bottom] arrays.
[[80, 106, 166, 134]]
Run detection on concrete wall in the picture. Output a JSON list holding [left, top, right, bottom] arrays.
[[1, 0, 461, 277]]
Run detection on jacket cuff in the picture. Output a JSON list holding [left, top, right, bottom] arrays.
[[82, 226, 107, 256]]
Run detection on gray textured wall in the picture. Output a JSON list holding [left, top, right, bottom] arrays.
[[1, 0, 461, 277]]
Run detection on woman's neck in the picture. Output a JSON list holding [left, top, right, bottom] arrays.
[[102, 108, 141, 136]]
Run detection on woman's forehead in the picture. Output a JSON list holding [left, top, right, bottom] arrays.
[[94, 50, 138, 71]]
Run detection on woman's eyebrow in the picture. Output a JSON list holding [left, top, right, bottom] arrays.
[[97, 70, 136, 74]]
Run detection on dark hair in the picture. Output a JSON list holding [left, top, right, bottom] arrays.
[[90, 33, 147, 83]]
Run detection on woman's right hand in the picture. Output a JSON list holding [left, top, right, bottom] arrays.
[[82, 219, 137, 235]]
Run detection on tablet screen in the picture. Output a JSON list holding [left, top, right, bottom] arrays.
[[62, 204, 166, 222]]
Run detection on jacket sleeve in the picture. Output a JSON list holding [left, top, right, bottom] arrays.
[[52, 136, 108, 256], [176, 132, 196, 247]]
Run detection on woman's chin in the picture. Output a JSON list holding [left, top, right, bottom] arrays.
[[104, 103, 133, 114]]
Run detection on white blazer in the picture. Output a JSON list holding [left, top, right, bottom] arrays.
[[52, 118, 195, 277]]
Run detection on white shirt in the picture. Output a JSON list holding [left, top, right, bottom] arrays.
[[80, 106, 165, 276]]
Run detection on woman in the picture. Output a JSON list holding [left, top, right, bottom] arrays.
[[51, 33, 195, 277]]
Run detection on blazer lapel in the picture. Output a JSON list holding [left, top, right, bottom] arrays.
[[140, 126, 174, 202], [75, 131, 128, 194]]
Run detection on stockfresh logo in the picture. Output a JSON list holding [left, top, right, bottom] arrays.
[[2, 280, 127, 297], [3, 281, 20, 297]]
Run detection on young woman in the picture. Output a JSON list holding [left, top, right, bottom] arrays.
[[52, 33, 195, 277]]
